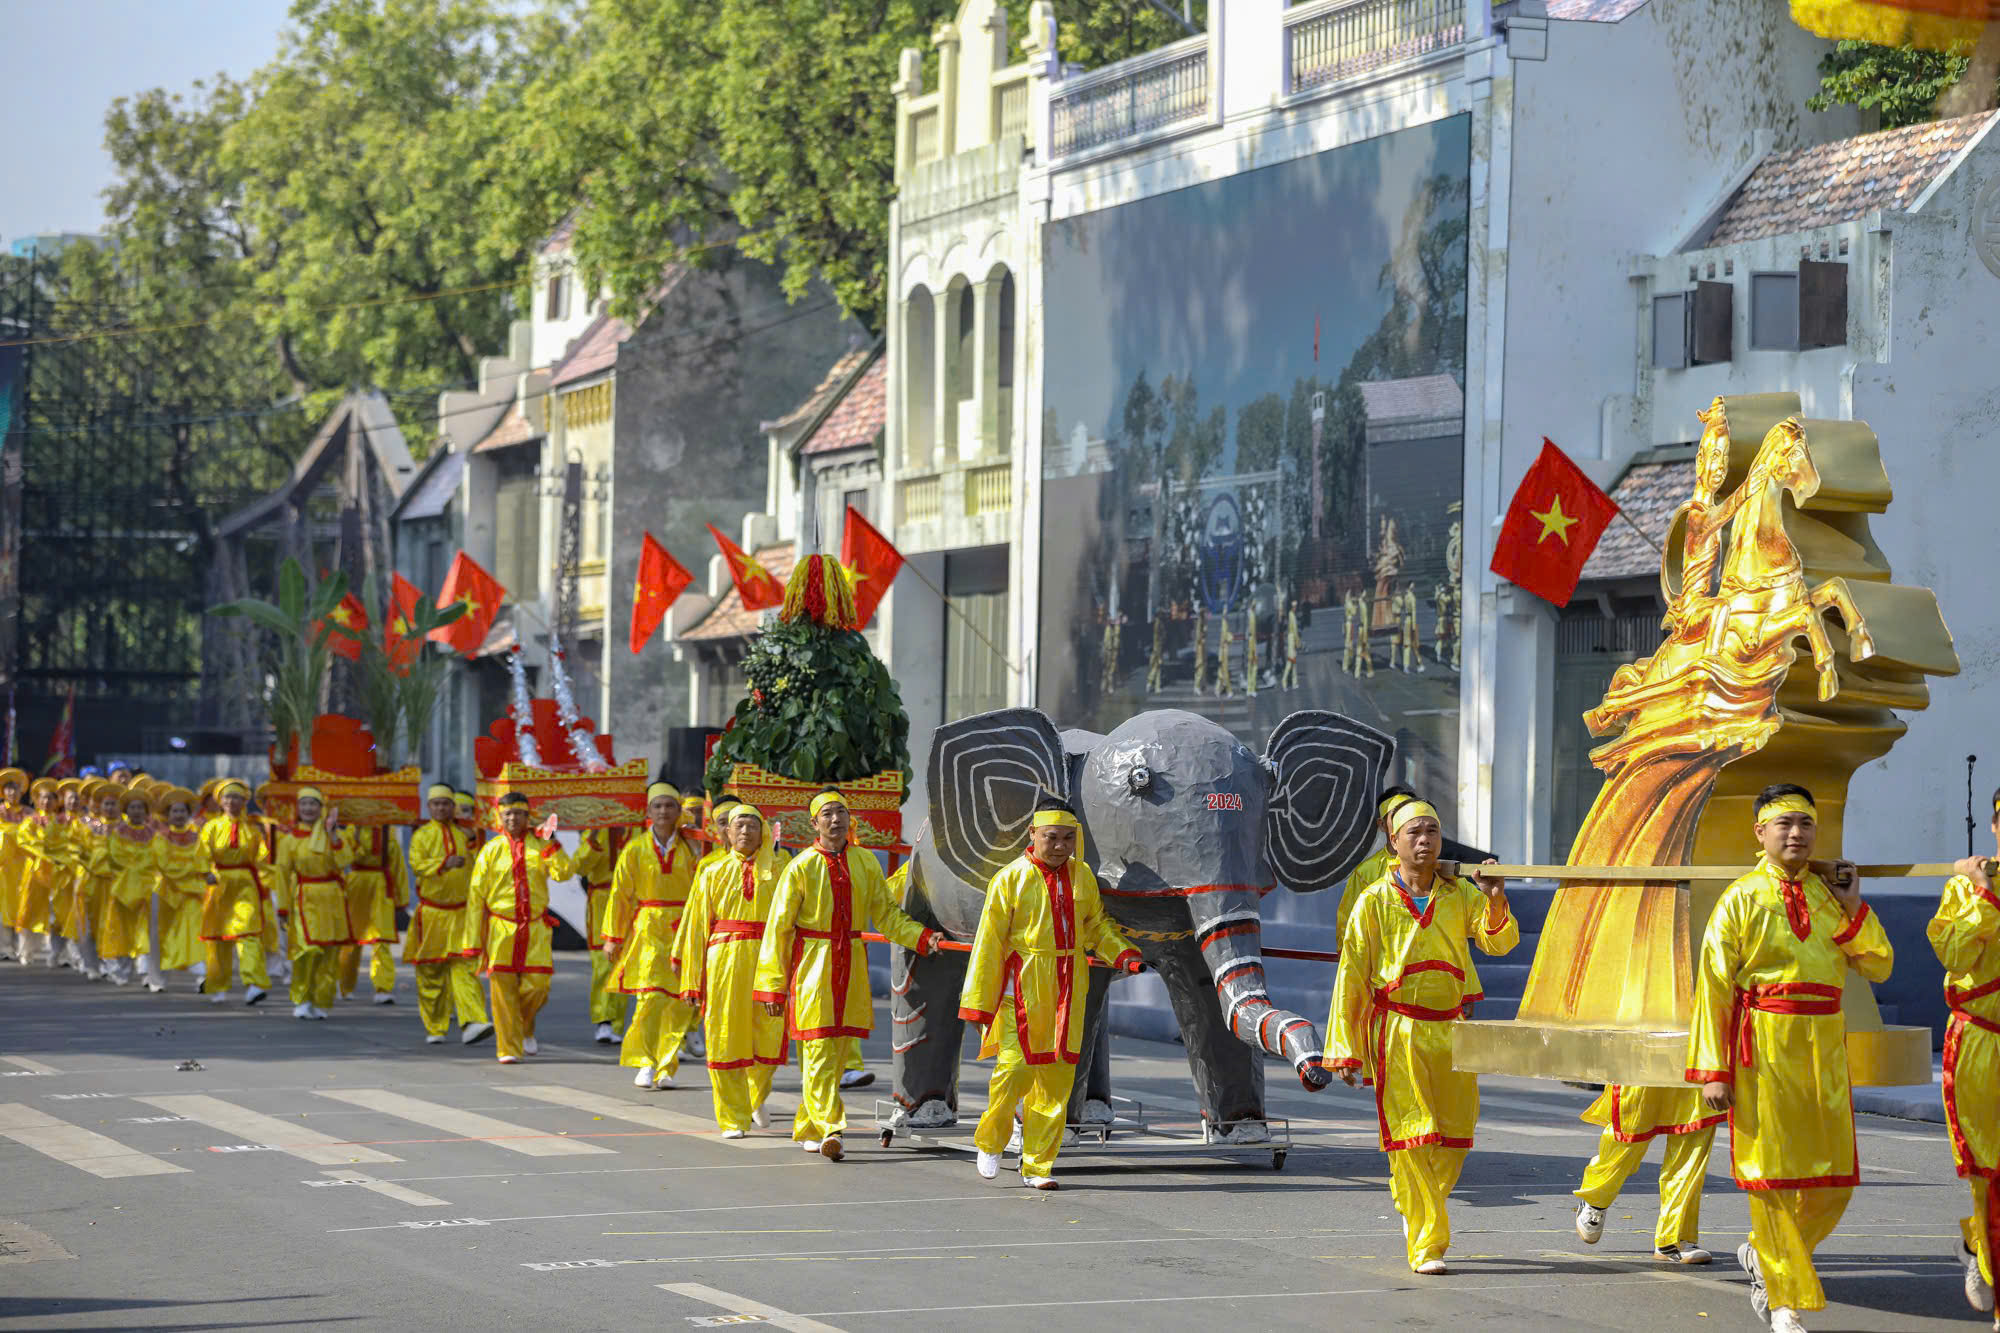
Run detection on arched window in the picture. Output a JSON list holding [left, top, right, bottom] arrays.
[[904, 287, 936, 468]]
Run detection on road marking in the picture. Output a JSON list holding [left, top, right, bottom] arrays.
[[0, 1056, 60, 1075], [315, 1088, 614, 1157], [505, 1085, 790, 1150], [309, 1167, 449, 1207], [133, 1094, 401, 1165], [329, 1194, 1009, 1234], [658, 1281, 846, 1332], [0, 1103, 187, 1178]]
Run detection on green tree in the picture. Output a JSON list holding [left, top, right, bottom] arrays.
[[1234, 391, 1285, 473], [1807, 39, 1992, 127]]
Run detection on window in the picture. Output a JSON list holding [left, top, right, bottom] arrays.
[[904, 288, 935, 467], [492, 451, 541, 601], [996, 273, 1016, 391], [943, 546, 1010, 721], [1689, 280, 1732, 364], [842, 488, 870, 524], [1651, 293, 1688, 369], [1750, 272, 1799, 350], [545, 273, 569, 321], [1799, 259, 1847, 349]]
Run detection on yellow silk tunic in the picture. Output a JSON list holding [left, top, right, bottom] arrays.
[[606, 829, 697, 994], [14, 815, 59, 934], [573, 827, 622, 949], [0, 804, 26, 928], [675, 849, 789, 1069], [958, 854, 1139, 1065], [753, 844, 936, 1040], [1685, 858, 1893, 1189], [1581, 1084, 1725, 1142], [275, 823, 358, 949], [1337, 846, 1394, 951], [1930, 874, 2000, 1182], [69, 818, 112, 940], [404, 820, 476, 964], [198, 815, 270, 942], [99, 819, 158, 958], [1327, 869, 1520, 1150], [153, 828, 207, 970], [468, 832, 574, 975], [342, 826, 407, 946]]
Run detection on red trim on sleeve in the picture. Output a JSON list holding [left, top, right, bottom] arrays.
[[958, 1006, 995, 1025], [1325, 1057, 1363, 1071], [539, 842, 557, 860], [1683, 1068, 1732, 1084], [1831, 901, 1871, 945], [751, 990, 784, 1004]]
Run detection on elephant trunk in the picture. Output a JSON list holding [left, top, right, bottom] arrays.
[[1188, 887, 1331, 1090]]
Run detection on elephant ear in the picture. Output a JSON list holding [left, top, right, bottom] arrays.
[[1263, 709, 1395, 893], [928, 708, 1069, 891]]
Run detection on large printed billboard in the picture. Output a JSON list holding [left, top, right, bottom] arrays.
[[1038, 115, 1471, 804]]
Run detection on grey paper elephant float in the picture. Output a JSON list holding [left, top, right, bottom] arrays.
[[889, 706, 1395, 1136]]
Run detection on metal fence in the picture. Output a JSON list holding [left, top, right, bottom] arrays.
[[1049, 36, 1210, 160], [1287, 0, 1466, 94]]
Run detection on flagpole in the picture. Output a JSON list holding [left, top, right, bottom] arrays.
[[1615, 509, 1664, 557], [893, 560, 1024, 679]]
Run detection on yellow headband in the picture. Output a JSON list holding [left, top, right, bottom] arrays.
[[217, 780, 249, 799], [426, 783, 454, 801], [808, 791, 847, 819], [680, 794, 704, 809], [1377, 793, 1409, 818], [1388, 799, 1440, 838], [1755, 794, 1817, 824], [296, 786, 326, 806], [726, 804, 764, 825], [1031, 810, 1081, 831], [646, 782, 681, 803]]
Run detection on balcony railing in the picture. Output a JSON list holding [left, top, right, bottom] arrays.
[[1286, 0, 1465, 95], [1049, 33, 1210, 161], [965, 463, 1013, 517], [906, 98, 942, 171], [900, 475, 943, 524], [993, 68, 1031, 144]]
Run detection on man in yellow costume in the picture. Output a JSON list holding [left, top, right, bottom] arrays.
[[198, 779, 272, 1005], [405, 784, 493, 1046], [1336, 786, 1418, 951], [1326, 797, 1513, 1274], [468, 791, 571, 1064], [0, 767, 29, 962], [1571, 1083, 1722, 1265], [605, 782, 699, 1089], [573, 821, 628, 1044], [676, 803, 790, 1137], [100, 786, 159, 989], [1932, 789, 2000, 1323], [455, 791, 485, 850], [958, 795, 1142, 1189], [756, 788, 942, 1160], [150, 787, 207, 992], [275, 787, 355, 1020], [1685, 784, 1890, 1333], [337, 822, 407, 1006]]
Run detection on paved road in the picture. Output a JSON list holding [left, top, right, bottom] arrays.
[[0, 954, 1981, 1332]]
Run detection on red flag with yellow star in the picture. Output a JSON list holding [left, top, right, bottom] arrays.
[[384, 573, 424, 670], [430, 552, 506, 657], [320, 592, 367, 661], [630, 531, 693, 654], [840, 505, 903, 628], [706, 523, 784, 612], [1489, 438, 1619, 608]]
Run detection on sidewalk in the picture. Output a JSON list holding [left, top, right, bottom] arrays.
[[1853, 1056, 1946, 1123]]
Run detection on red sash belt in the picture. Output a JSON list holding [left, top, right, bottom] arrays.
[[711, 918, 766, 943], [417, 895, 465, 911], [1947, 975, 2000, 1011], [1372, 989, 1471, 1022], [297, 874, 341, 885], [798, 927, 863, 940], [1730, 981, 1843, 1068], [636, 899, 683, 909]]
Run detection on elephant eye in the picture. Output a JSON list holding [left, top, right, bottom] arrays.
[[1127, 765, 1153, 795]]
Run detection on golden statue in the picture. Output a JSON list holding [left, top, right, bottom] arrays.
[[1455, 393, 1959, 1086]]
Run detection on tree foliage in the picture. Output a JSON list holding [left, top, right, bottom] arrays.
[[1807, 39, 1989, 127]]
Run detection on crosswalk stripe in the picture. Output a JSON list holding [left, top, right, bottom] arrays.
[[315, 1088, 615, 1157], [0, 1102, 187, 1178], [315, 1167, 450, 1207], [132, 1095, 401, 1165], [506, 1085, 791, 1150], [658, 1281, 846, 1333], [1, 1056, 60, 1075]]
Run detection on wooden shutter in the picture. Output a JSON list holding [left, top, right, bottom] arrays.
[[1690, 281, 1733, 365], [1798, 260, 1847, 349]]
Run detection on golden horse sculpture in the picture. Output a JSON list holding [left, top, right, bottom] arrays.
[[1455, 393, 1959, 1087]]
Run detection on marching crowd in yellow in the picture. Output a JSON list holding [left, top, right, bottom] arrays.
[[0, 764, 1992, 1331]]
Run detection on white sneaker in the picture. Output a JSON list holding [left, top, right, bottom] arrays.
[[751, 1106, 770, 1129], [244, 986, 268, 1006], [1739, 1243, 1769, 1322], [633, 1065, 655, 1088], [652, 1071, 676, 1090], [523, 1037, 538, 1056], [309, 1007, 330, 1020], [1575, 1201, 1605, 1244], [1414, 1258, 1449, 1275], [144, 982, 166, 994], [594, 1022, 616, 1045], [460, 1021, 493, 1046], [1023, 1173, 1058, 1191], [425, 1033, 445, 1044], [799, 1138, 822, 1153], [498, 1054, 520, 1064], [293, 1003, 311, 1019], [839, 1068, 875, 1090], [210, 991, 230, 1004], [1771, 1310, 1806, 1333], [976, 1150, 1000, 1179], [1656, 1244, 1711, 1265], [1968, 1244, 1996, 1313], [372, 992, 395, 1005], [721, 1129, 746, 1140]]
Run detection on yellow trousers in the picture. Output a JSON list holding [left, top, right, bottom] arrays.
[[1388, 1144, 1468, 1269], [489, 971, 550, 1060], [338, 943, 396, 996], [620, 992, 695, 1074], [972, 1002, 1077, 1180], [1747, 1186, 1851, 1313], [1963, 1176, 1995, 1288], [203, 937, 270, 992], [1575, 1126, 1716, 1249], [289, 947, 337, 1009], [792, 1037, 851, 1142], [589, 949, 624, 1027], [414, 959, 487, 1036], [841, 1037, 865, 1074], [711, 1064, 778, 1134]]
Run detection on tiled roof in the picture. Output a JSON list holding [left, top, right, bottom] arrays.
[[767, 345, 873, 435], [1545, 0, 1651, 19], [1358, 373, 1464, 425], [680, 542, 796, 643], [1581, 458, 1692, 581], [399, 448, 464, 520], [471, 400, 539, 453], [1704, 111, 1996, 247], [802, 356, 886, 456], [550, 311, 633, 388]]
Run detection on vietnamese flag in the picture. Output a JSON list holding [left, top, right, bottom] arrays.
[[840, 506, 904, 627], [430, 552, 507, 657], [1489, 439, 1620, 608], [321, 592, 367, 661], [384, 573, 424, 670], [706, 523, 784, 612], [630, 532, 694, 654]]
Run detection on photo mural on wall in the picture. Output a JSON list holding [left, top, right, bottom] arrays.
[[1038, 114, 1470, 809]]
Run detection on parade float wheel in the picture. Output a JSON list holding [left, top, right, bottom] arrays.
[[879, 1129, 894, 1147], [1271, 1150, 1287, 1171]]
